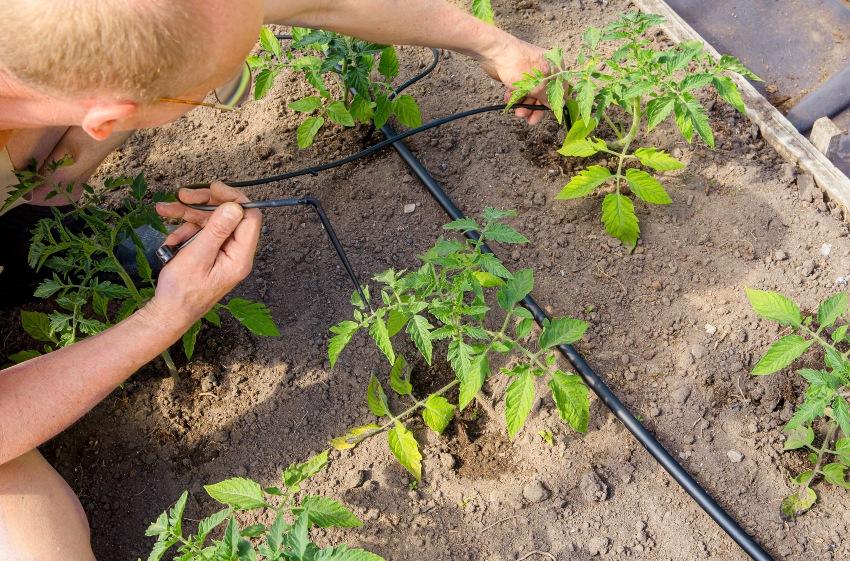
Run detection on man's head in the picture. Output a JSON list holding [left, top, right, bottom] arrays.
[[0, 0, 264, 139]]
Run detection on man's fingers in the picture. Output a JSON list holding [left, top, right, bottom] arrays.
[[177, 202, 245, 270], [163, 222, 200, 247], [156, 201, 213, 226], [218, 206, 262, 277], [209, 181, 250, 204]]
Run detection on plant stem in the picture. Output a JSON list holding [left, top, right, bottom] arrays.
[[614, 99, 642, 195], [796, 422, 838, 499]]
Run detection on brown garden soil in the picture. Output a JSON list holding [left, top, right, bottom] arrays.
[[3, 1, 850, 560]]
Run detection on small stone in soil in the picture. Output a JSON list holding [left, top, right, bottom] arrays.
[[690, 344, 707, 360], [801, 259, 815, 277], [587, 536, 611, 556], [522, 479, 550, 503], [671, 386, 691, 405], [704, 324, 717, 335], [773, 249, 788, 261], [403, 203, 416, 214], [727, 450, 744, 463]]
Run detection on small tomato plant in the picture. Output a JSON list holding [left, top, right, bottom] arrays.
[[327, 209, 591, 480], [249, 27, 422, 149], [746, 288, 850, 519], [507, 12, 760, 249], [471, 0, 494, 23], [144, 451, 385, 561], [10, 174, 279, 375]]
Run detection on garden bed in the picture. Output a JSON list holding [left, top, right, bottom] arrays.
[[4, 1, 850, 559]]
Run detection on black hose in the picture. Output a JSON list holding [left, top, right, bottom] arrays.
[[380, 122, 775, 561]]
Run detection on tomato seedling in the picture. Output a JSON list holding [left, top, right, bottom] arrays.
[[250, 27, 422, 149], [746, 288, 850, 519], [507, 12, 759, 249], [327, 209, 590, 480], [144, 451, 385, 561], [10, 174, 279, 376]]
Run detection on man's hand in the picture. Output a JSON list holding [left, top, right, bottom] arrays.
[[477, 35, 550, 126], [150, 181, 262, 329]]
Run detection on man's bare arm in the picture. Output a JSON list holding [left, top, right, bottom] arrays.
[[264, 0, 548, 123]]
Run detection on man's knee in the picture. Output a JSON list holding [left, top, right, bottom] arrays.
[[0, 450, 95, 561]]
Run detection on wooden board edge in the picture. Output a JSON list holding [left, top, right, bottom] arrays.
[[632, 0, 850, 212]]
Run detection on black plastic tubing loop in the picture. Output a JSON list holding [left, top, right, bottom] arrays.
[[380, 122, 775, 561]]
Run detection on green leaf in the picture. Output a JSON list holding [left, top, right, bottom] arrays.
[[558, 137, 607, 157], [350, 94, 373, 123], [831, 324, 848, 343], [386, 309, 408, 337], [473, 271, 504, 287], [204, 477, 267, 510], [448, 338, 473, 381], [369, 316, 395, 365], [388, 421, 422, 480], [482, 221, 529, 244], [459, 354, 489, 410], [601, 192, 640, 249], [625, 169, 672, 204], [564, 117, 599, 144], [378, 46, 399, 79], [182, 320, 201, 360], [745, 288, 802, 327], [546, 79, 565, 124], [254, 68, 276, 100], [392, 95, 422, 128], [539, 317, 588, 349], [752, 335, 813, 375], [8, 350, 41, 363], [780, 488, 817, 520], [259, 27, 282, 58], [549, 371, 590, 433], [227, 298, 280, 336], [197, 508, 231, 542], [21, 310, 52, 342], [575, 76, 595, 125], [799, 368, 841, 389], [422, 394, 456, 434], [297, 116, 325, 149], [285, 512, 309, 559], [496, 268, 534, 310], [712, 76, 745, 113], [297, 495, 363, 528], [833, 396, 850, 437], [505, 370, 535, 439], [327, 101, 355, 127], [823, 463, 850, 489], [443, 217, 480, 232], [34, 277, 63, 298], [288, 96, 323, 113], [836, 437, 850, 464], [135, 246, 153, 283], [389, 356, 412, 396], [330, 423, 380, 451], [583, 26, 602, 48], [328, 320, 359, 367], [674, 94, 714, 147], [407, 315, 433, 365], [282, 450, 329, 488], [367, 374, 390, 417], [645, 95, 675, 131], [373, 94, 392, 129], [818, 293, 848, 328], [557, 166, 611, 200], [471, 0, 494, 23], [633, 148, 684, 171], [783, 425, 814, 450]]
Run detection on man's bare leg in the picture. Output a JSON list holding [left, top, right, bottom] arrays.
[[0, 450, 95, 561]]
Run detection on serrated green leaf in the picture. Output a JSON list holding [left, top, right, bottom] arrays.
[[818, 293, 848, 328], [422, 394, 456, 434], [745, 288, 802, 327], [496, 268, 534, 310], [197, 508, 231, 543], [289, 96, 323, 113], [369, 316, 395, 365], [823, 463, 850, 489], [459, 354, 489, 410], [297, 495, 363, 528], [558, 137, 607, 157], [505, 370, 535, 439], [646, 95, 675, 131], [471, 0, 494, 24], [328, 320, 359, 367], [227, 298, 280, 336], [182, 320, 201, 360], [330, 424, 380, 451], [406, 314, 433, 364], [443, 217, 479, 232], [373, 94, 391, 129], [557, 166, 611, 200], [388, 421, 422, 480], [539, 317, 588, 349], [752, 335, 812, 375], [549, 370, 589, 432], [712, 76, 745, 113], [378, 46, 399, 79], [392, 95, 422, 128], [327, 101, 355, 127], [780, 488, 817, 520], [546, 79, 565, 124], [783, 425, 814, 450], [633, 148, 684, 171], [259, 27, 282, 58], [282, 450, 329, 488], [367, 374, 390, 417], [253, 68, 277, 100], [21, 310, 52, 342], [204, 478, 267, 510], [297, 116, 325, 149], [836, 437, 850, 464], [601, 192, 639, 249], [674, 94, 714, 147], [833, 396, 850, 437], [832, 324, 849, 343], [8, 350, 40, 363], [625, 169, 672, 204], [482, 221, 529, 244], [389, 356, 412, 396]]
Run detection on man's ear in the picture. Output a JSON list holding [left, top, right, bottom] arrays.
[[81, 103, 137, 140]]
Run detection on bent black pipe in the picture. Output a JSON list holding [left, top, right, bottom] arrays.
[[785, 65, 850, 133], [381, 123, 775, 561]]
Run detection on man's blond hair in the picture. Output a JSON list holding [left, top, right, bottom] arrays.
[[0, 0, 207, 101]]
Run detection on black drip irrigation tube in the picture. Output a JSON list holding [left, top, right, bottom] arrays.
[[180, 45, 775, 560]]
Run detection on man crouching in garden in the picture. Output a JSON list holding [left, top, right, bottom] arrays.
[[0, 0, 550, 559]]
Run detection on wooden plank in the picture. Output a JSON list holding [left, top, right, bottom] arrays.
[[633, 0, 850, 212]]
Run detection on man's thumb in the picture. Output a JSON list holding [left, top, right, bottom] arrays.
[[185, 202, 244, 264]]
